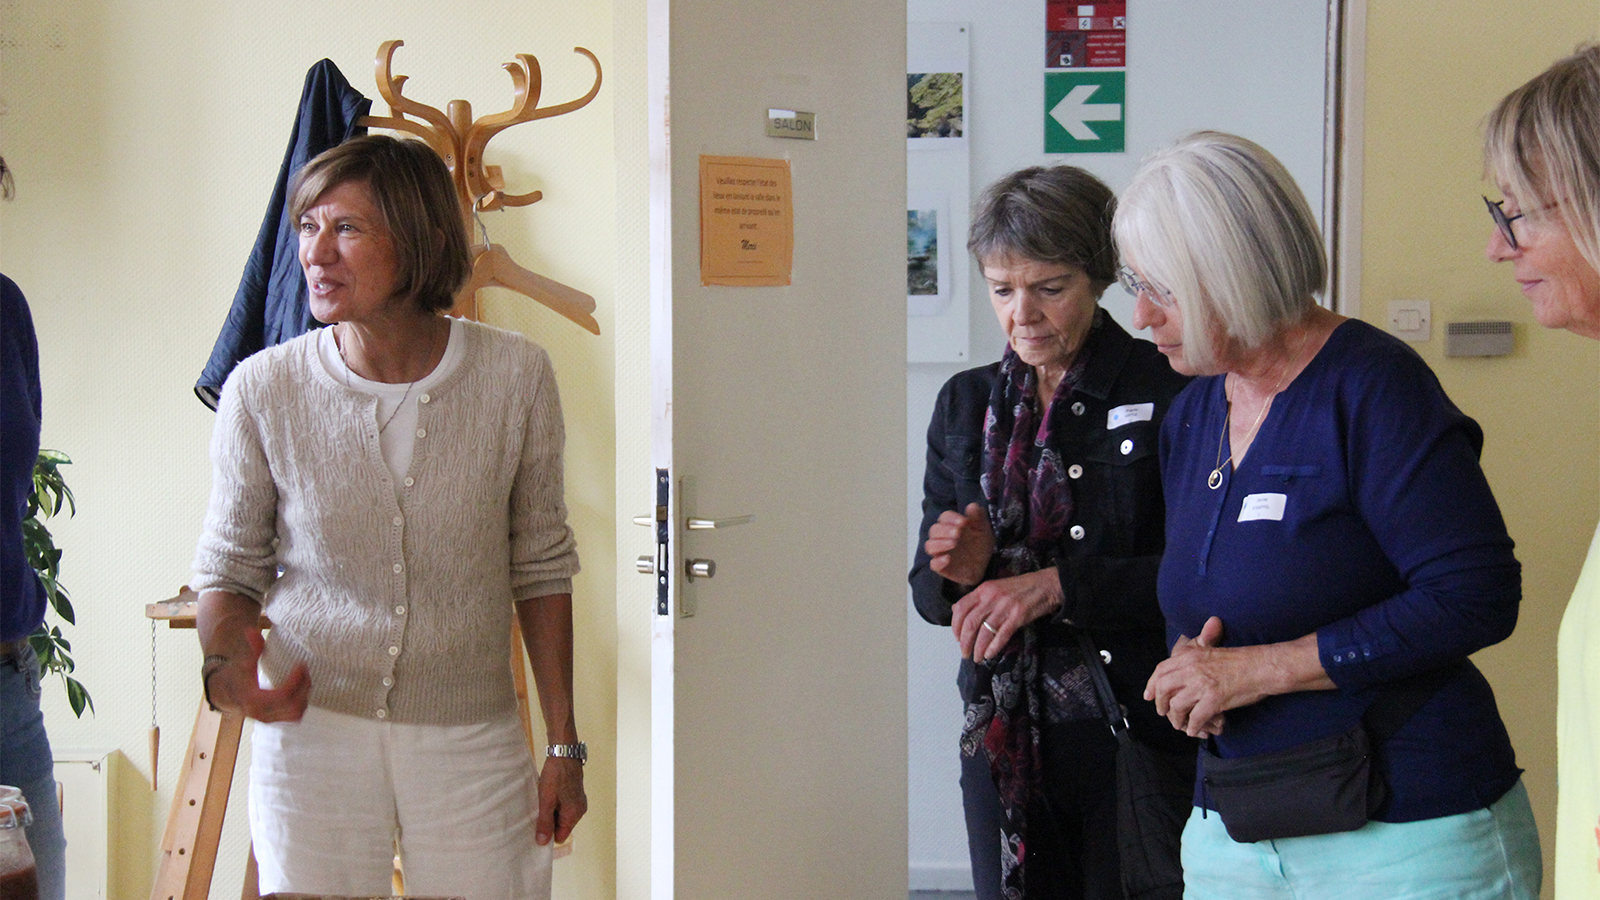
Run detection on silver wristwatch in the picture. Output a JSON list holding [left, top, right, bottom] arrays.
[[546, 742, 588, 765]]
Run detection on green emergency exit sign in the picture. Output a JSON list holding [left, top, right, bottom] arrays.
[[1045, 71, 1125, 153]]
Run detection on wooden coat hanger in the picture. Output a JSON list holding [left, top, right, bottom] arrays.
[[460, 240, 600, 333], [356, 39, 603, 332]]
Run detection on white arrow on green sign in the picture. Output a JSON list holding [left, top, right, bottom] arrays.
[[1045, 71, 1125, 153]]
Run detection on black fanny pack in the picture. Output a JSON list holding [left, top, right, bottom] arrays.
[[1198, 665, 1456, 844], [1201, 723, 1383, 843]]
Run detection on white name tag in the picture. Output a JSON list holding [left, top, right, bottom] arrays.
[[1238, 493, 1287, 522], [1107, 402, 1154, 430]]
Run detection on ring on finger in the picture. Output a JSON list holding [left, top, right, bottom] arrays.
[[982, 620, 998, 635]]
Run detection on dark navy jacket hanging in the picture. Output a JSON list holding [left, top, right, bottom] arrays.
[[194, 59, 371, 408]]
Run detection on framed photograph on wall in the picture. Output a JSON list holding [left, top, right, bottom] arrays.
[[907, 72, 965, 144], [907, 191, 952, 316], [907, 21, 971, 361]]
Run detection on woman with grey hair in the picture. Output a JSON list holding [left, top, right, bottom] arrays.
[[1128, 131, 1539, 898], [911, 165, 1192, 900], [1484, 43, 1600, 898]]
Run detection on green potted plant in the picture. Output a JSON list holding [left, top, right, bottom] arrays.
[[23, 449, 90, 716]]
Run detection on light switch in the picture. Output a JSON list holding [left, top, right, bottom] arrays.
[[1388, 300, 1431, 342]]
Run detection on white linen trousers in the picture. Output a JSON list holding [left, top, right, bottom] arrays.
[[248, 705, 553, 900]]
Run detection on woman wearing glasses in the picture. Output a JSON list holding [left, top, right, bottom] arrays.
[[910, 165, 1192, 900], [1126, 131, 1540, 898], [1485, 45, 1600, 899]]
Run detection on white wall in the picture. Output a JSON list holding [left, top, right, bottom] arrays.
[[903, 1, 1331, 888]]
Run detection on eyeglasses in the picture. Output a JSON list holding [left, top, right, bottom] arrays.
[[1484, 196, 1525, 250], [1117, 265, 1175, 308]]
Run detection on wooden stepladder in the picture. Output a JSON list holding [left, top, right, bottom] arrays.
[[144, 591, 256, 900]]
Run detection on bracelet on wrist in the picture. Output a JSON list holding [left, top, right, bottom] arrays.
[[200, 654, 230, 712]]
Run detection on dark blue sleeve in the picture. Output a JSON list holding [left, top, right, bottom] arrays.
[[195, 59, 371, 408], [0, 274, 45, 640], [1316, 343, 1521, 690]]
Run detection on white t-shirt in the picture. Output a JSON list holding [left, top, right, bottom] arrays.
[[316, 319, 466, 489]]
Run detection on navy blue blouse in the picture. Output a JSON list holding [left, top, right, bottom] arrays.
[[0, 274, 43, 643], [1158, 319, 1523, 822]]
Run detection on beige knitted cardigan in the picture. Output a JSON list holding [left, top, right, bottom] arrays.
[[191, 320, 579, 725]]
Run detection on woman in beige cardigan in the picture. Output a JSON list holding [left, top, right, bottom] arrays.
[[191, 135, 584, 900]]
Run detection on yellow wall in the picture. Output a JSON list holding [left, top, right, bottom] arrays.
[[1362, 3, 1600, 891], [0, 2, 621, 899]]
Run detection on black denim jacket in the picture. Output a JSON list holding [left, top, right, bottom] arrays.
[[910, 314, 1192, 748]]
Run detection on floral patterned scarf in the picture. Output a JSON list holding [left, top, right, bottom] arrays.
[[960, 339, 1091, 900]]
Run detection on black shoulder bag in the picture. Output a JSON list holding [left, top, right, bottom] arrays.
[[1078, 633, 1195, 900]]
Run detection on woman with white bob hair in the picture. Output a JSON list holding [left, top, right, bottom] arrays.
[[1484, 43, 1600, 899], [1121, 130, 1541, 898]]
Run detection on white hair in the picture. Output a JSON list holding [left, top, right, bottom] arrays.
[[1113, 131, 1325, 372]]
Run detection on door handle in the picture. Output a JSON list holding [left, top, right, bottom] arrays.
[[636, 556, 715, 581], [686, 515, 754, 530]]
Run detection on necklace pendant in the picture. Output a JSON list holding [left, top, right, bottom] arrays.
[[1207, 467, 1224, 490]]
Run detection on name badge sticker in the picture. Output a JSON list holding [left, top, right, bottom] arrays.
[[1107, 402, 1154, 430], [1238, 493, 1287, 522]]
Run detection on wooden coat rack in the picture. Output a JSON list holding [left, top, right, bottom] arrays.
[[150, 40, 603, 900], [360, 38, 604, 331]]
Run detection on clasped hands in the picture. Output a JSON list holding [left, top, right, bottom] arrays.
[[926, 502, 1063, 661], [1141, 616, 1235, 738], [1144, 617, 1333, 739]]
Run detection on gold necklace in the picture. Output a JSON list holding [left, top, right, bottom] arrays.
[[1207, 329, 1308, 490], [335, 321, 442, 434]]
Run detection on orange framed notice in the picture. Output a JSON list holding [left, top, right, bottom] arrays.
[[699, 155, 793, 286]]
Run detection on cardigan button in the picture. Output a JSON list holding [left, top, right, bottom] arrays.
[[382, 676, 394, 687], [1070, 402, 1086, 416], [392, 563, 403, 574], [1068, 464, 1083, 479], [1069, 525, 1086, 540], [376, 708, 388, 719], [419, 393, 430, 404], [388, 645, 400, 656], [392, 516, 403, 527], [1120, 439, 1134, 455], [403, 477, 415, 487], [416, 428, 427, 439]]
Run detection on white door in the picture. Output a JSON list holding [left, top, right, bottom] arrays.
[[642, 0, 908, 895]]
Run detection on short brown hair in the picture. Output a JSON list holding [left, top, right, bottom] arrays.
[[289, 135, 471, 313], [967, 165, 1118, 289]]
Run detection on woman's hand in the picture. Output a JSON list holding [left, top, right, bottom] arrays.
[[951, 567, 1064, 661], [925, 502, 995, 587], [197, 589, 310, 722], [1144, 617, 1332, 737], [517, 592, 586, 845], [206, 628, 311, 723], [536, 757, 588, 846]]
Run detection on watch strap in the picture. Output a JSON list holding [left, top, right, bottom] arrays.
[[546, 742, 588, 764]]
